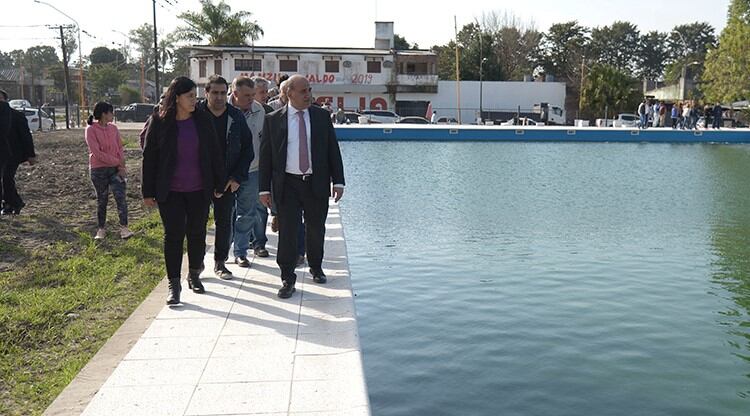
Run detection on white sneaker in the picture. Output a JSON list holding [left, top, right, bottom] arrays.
[[94, 228, 106, 240], [120, 227, 134, 239]]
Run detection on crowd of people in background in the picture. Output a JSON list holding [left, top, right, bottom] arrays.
[[638, 98, 726, 130]]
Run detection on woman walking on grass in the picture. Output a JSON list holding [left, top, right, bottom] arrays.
[[142, 77, 226, 305], [85, 101, 133, 240]]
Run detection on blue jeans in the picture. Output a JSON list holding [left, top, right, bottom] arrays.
[[233, 171, 268, 257], [639, 114, 648, 129]]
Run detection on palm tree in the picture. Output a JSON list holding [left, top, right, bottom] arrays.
[[177, 0, 263, 45]]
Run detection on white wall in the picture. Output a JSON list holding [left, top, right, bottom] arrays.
[[398, 80, 566, 123]]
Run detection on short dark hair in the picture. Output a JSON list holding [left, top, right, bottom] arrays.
[[205, 74, 228, 91], [0, 89, 7, 100]]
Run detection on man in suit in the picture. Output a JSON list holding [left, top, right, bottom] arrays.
[[259, 74, 345, 298]]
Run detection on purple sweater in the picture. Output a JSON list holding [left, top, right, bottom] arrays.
[[170, 118, 203, 193]]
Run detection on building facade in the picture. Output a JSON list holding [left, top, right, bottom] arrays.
[[187, 22, 566, 123]]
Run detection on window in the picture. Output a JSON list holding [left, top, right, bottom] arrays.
[[279, 59, 298, 72], [199, 60, 206, 78], [234, 59, 261, 71], [405, 62, 429, 75], [325, 60, 339, 73], [367, 61, 381, 73], [214, 60, 222, 75]]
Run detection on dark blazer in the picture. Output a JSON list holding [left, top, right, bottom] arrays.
[[0, 102, 10, 163], [6, 107, 35, 163], [141, 107, 226, 203], [259, 104, 345, 207]]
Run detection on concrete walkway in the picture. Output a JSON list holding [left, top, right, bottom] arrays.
[[51, 202, 370, 416]]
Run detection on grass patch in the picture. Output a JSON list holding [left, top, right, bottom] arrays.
[[0, 212, 164, 416]]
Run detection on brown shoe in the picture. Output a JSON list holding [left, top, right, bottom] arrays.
[[271, 216, 279, 232]]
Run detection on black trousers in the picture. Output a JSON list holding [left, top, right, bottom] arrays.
[[158, 191, 210, 280], [1, 158, 22, 210], [277, 175, 328, 283], [212, 191, 235, 263]]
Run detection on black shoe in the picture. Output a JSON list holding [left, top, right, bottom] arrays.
[[296, 254, 306, 267], [309, 268, 327, 284], [214, 262, 233, 280], [236, 256, 250, 268], [166, 278, 181, 305], [188, 268, 205, 293], [277, 281, 296, 299], [254, 246, 269, 257]]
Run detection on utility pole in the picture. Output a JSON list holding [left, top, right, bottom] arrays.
[[55, 24, 73, 129], [454, 15, 461, 124], [152, 0, 160, 101]]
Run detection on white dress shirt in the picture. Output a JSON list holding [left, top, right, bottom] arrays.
[[286, 104, 312, 175]]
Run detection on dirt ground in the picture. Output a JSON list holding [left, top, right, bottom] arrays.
[[0, 128, 147, 271]]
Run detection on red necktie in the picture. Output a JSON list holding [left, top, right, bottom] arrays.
[[298, 111, 310, 173]]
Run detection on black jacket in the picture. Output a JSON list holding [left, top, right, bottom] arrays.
[[198, 101, 253, 183], [259, 105, 345, 208], [5, 107, 35, 163], [141, 107, 226, 203], [0, 102, 10, 163]]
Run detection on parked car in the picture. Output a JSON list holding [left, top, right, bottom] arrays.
[[361, 110, 400, 124], [9, 99, 32, 109], [613, 113, 639, 128], [22, 108, 55, 132], [115, 103, 155, 122], [436, 116, 458, 125], [500, 117, 542, 126], [398, 116, 430, 124], [343, 111, 362, 124]]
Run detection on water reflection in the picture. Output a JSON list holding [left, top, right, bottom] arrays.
[[707, 146, 750, 398]]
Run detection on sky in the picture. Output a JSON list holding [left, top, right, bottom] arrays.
[[0, 0, 733, 59]]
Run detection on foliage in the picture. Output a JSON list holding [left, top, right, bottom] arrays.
[[89, 64, 128, 101], [580, 63, 641, 120], [589, 21, 640, 74], [176, 0, 263, 45], [637, 31, 670, 80], [663, 22, 717, 82], [537, 21, 590, 82], [89, 47, 125, 66], [394, 34, 419, 50], [703, 0, 750, 102], [128, 24, 176, 72], [118, 85, 140, 105]]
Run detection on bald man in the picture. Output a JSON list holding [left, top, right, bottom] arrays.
[[258, 75, 345, 298]]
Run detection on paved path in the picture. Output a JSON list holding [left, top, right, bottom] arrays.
[[48, 202, 370, 416]]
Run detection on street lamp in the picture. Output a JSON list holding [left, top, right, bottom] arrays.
[[34, 0, 85, 122], [479, 57, 487, 124]]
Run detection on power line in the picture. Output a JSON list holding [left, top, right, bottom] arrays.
[[0, 24, 52, 28]]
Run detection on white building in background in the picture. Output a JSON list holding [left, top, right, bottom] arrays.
[[188, 22, 566, 123]]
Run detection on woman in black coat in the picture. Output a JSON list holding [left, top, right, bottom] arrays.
[[142, 77, 226, 305]]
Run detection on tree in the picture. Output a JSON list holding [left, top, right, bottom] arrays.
[[481, 11, 541, 81], [537, 21, 590, 121], [589, 21, 640, 74], [23, 46, 60, 103], [118, 85, 140, 105], [0, 51, 14, 68], [89, 64, 127, 100], [579, 63, 641, 120], [129, 24, 175, 74], [637, 31, 670, 80], [703, 0, 750, 102], [89, 47, 125, 66], [176, 0, 263, 45], [664, 22, 716, 82], [537, 21, 590, 82]]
